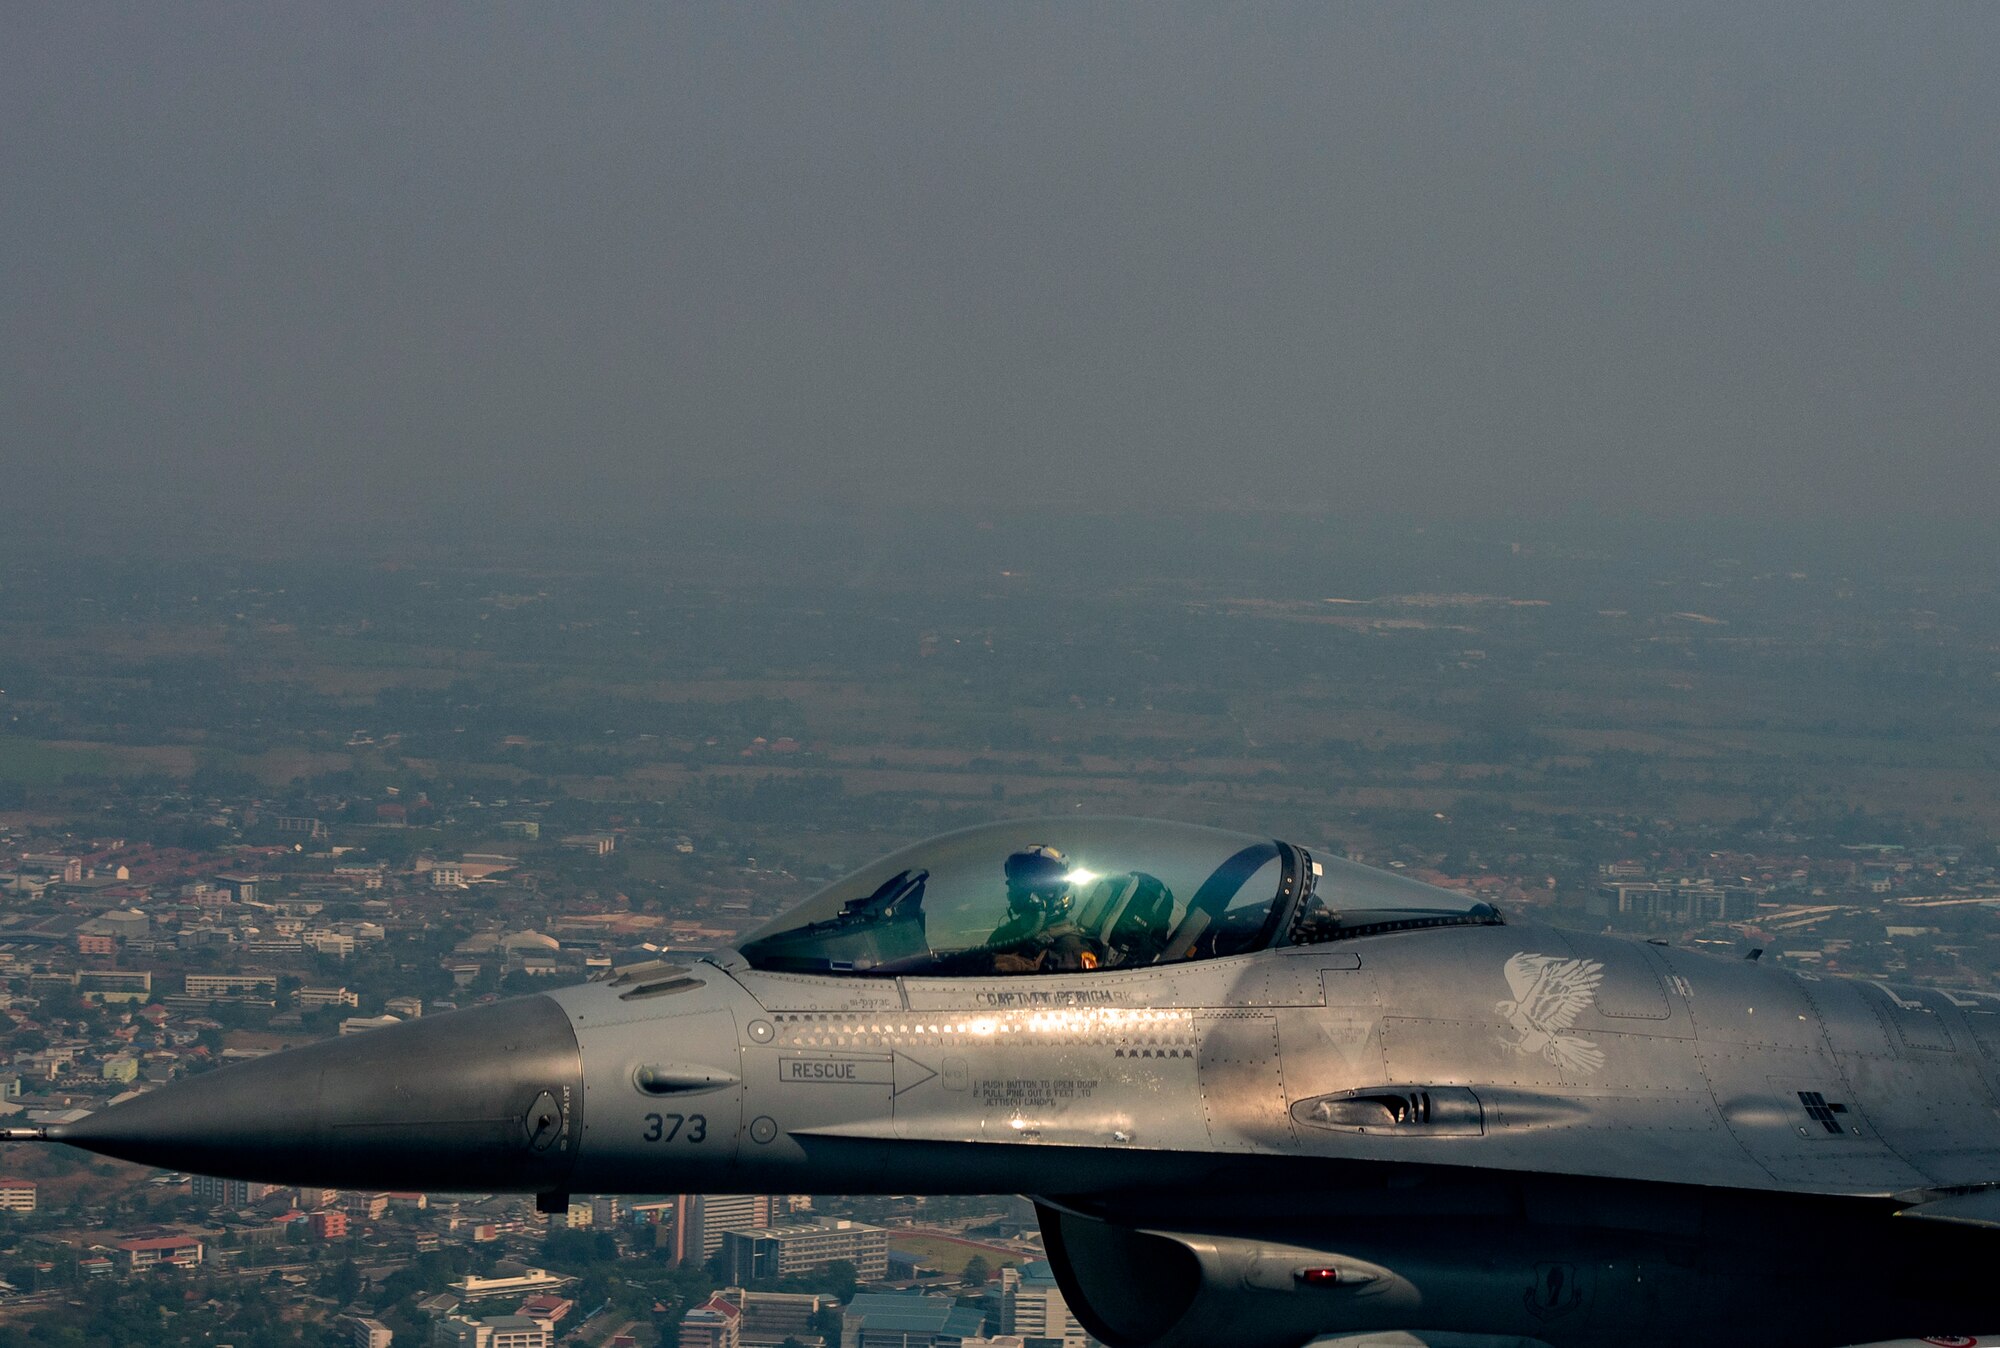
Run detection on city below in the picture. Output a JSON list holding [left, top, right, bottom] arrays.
[[2, 518, 1997, 1346]]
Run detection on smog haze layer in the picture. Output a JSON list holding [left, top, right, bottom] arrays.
[[5, 4, 1999, 546]]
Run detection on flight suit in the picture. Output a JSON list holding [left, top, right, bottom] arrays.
[[987, 915, 1102, 973]]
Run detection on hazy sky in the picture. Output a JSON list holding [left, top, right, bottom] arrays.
[[5, 5, 1998, 531]]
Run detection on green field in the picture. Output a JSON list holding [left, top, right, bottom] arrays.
[[0, 736, 108, 784], [884, 1232, 1023, 1274]]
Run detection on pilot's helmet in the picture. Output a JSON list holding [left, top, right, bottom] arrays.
[[1004, 845, 1071, 914]]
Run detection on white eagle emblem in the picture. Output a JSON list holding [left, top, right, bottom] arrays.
[[1497, 953, 1606, 1075]]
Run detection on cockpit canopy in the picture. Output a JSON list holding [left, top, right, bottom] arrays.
[[736, 817, 1500, 978]]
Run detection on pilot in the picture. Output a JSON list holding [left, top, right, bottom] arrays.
[[986, 845, 1104, 974]]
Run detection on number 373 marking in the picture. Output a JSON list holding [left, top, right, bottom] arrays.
[[642, 1112, 707, 1144]]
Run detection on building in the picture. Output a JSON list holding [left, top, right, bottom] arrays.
[[996, 1264, 1088, 1348], [678, 1293, 742, 1348], [100, 1055, 139, 1083], [1595, 879, 1759, 922], [76, 933, 115, 956], [695, 1194, 774, 1263], [385, 996, 424, 1018], [192, 1176, 278, 1209], [26, 973, 79, 1001], [654, 1193, 773, 1265], [721, 1217, 889, 1283], [0, 1179, 36, 1212], [18, 1042, 81, 1075], [449, 1268, 573, 1303], [0, 872, 53, 898], [116, 1235, 204, 1269], [346, 1316, 394, 1348], [311, 1209, 350, 1239], [341, 1015, 403, 1035], [183, 973, 279, 999], [298, 986, 360, 1009], [735, 1290, 831, 1346], [501, 930, 560, 956], [842, 1292, 987, 1348], [27, 968, 154, 1004], [88, 908, 151, 940], [513, 1295, 573, 1336], [76, 970, 152, 1004], [21, 854, 83, 883], [214, 873, 260, 903], [433, 1314, 550, 1348]]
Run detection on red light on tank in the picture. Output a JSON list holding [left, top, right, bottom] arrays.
[[1295, 1267, 1342, 1287]]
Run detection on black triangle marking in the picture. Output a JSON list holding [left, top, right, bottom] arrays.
[[893, 1052, 939, 1097]]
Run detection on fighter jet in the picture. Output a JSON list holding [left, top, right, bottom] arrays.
[[9, 817, 2000, 1347]]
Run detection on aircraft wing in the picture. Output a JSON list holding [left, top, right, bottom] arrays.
[[1895, 1189, 2000, 1229]]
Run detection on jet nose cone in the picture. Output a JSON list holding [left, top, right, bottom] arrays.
[[58, 994, 583, 1193]]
